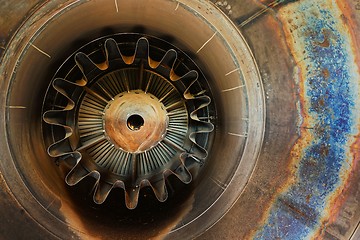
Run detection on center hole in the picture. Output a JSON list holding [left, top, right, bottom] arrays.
[[127, 114, 144, 131]]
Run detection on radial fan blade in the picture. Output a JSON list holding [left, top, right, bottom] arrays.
[[151, 49, 177, 70], [124, 186, 141, 210], [173, 163, 192, 184], [170, 69, 198, 82], [65, 163, 96, 186], [52, 77, 86, 104], [104, 38, 123, 62], [188, 135, 209, 159], [94, 181, 115, 204], [75, 52, 102, 80], [190, 119, 214, 133], [150, 179, 168, 202], [43, 110, 68, 126], [133, 37, 150, 64], [47, 136, 74, 158]]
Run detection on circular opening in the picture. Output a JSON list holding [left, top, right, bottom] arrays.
[[127, 114, 144, 131], [102, 87, 176, 156], [43, 35, 211, 206], [1, 0, 265, 239]]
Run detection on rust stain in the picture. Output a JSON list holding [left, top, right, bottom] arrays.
[[253, 0, 360, 239], [306, 194, 312, 204], [150, 193, 194, 240], [313, 29, 336, 48], [337, 1, 360, 68], [313, 130, 360, 239], [60, 200, 101, 240], [247, 46, 312, 238], [321, 68, 330, 79], [311, 0, 360, 238], [244, 13, 309, 239], [270, 0, 313, 210]]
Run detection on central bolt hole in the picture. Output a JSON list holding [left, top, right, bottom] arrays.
[[127, 114, 144, 131]]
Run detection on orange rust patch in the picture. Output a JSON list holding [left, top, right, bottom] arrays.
[[314, 32, 330, 47], [321, 68, 330, 79], [306, 194, 312, 204], [337, 0, 360, 68], [272, 0, 313, 197], [313, 130, 360, 239], [313, 29, 337, 48], [242, 12, 311, 238], [246, 8, 315, 238]]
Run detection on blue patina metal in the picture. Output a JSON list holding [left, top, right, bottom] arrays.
[[254, 1, 360, 239]]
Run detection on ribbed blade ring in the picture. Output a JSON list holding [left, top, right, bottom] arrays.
[[42, 34, 214, 209]]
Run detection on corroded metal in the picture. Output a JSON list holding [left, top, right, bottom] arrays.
[[0, 0, 265, 238], [202, 0, 360, 240], [251, 0, 360, 239], [4, 0, 359, 239], [43, 36, 213, 209], [103, 91, 169, 152]]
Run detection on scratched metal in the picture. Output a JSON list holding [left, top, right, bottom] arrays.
[[254, 0, 360, 239]]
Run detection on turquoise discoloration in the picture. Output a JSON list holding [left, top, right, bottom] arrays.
[[254, 1, 359, 239]]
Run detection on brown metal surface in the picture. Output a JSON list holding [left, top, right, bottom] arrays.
[[0, 0, 359, 239], [203, 0, 360, 239], [104, 91, 169, 153], [0, 0, 264, 239]]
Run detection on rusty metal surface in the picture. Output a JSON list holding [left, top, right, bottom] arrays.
[[254, 1, 360, 239], [0, 0, 359, 239], [42, 34, 213, 210], [0, 0, 264, 239], [202, 0, 360, 239]]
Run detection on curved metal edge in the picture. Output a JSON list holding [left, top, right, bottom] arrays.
[[164, 0, 266, 238], [0, 1, 86, 239], [44, 36, 214, 209]]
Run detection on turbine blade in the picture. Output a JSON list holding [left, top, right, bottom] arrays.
[[104, 38, 122, 62], [173, 164, 192, 184], [150, 179, 168, 202], [125, 186, 140, 209], [65, 163, 90, 185], [94, 181, 115, 204], [75, 52, 99, 80]]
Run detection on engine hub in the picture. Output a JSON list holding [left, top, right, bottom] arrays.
[[43, 35, 214, 209], [103, 90, 168, 152]]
